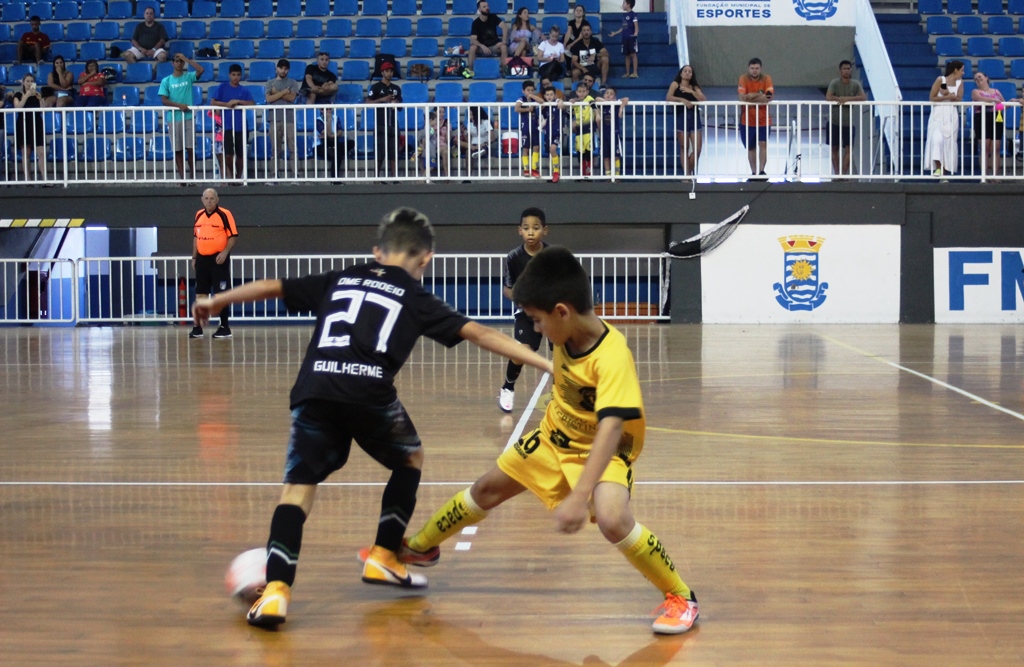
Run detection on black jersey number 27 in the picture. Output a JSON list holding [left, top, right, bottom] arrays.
[[318, 289, 403, 353]]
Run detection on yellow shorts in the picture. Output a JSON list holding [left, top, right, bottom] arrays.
[[497, 427, 633, 510], [574, 133, 592, 154]]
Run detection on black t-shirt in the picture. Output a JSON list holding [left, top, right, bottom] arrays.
[[503, 243, 548, 313], [472, 14, 503, 47], [282, 261, 470, 407], [369, 80, 403, 127], [303, 64, 338, 99], [570, 38, 604, 69]]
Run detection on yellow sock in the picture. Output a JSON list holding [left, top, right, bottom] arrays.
[[531, 151, 540, 170], [615, 157, 621, 173], [551, 155, 560, 173], [521, 155, 530, 171], [406, 488, 488, 552], [615, 522, 691, 598]]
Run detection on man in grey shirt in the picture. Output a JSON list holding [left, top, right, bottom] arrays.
[[126, 7, 169, 64], [825, 60, 867, 176], [264, 59, 302, 179]]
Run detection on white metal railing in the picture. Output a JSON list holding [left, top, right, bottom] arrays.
[[0, 258, 77, 324], [67, 253, 669, 325], [4, 100, 1021, 183]]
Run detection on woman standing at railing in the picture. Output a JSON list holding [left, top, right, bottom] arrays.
[[971, 72, 1005, 180], [12, 74, 47, 184], [666, 65, 705, 178], [924, 60, 964, 178]]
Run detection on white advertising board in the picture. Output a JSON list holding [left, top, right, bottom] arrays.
[[700, 224, 901, 323], [934, 248, 1024, 323], [688, 0, 856, 26]]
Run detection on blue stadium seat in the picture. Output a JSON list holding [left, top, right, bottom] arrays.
[[341, 60, 370, 80], [445, 37, 471, 53], [7, 64, 35, 85], [469, 81, 497, 103], [42, 23, 65, 42], [968, 36, 995, 56], [956, 16, 982, 35], [114, 136, 145, 161], [434, 81, 464, 103], [229, 40, 256, 59], [0, 25, 8, 42], [1000, 37, 1024, 56], [578, 0, 599, 12], [402, 82, 429, 103], [421, 0, 447, 14], [545, 0, 569, 13], [180, 20, 206, 39], [474, 58, 501, 79], [392, 0, 417, 15], [542, 16, 568, 35], [248, 61, 276, 82], [143, 84, 163, 105], [295, 108, 319, 131], [130, 109, 158, 132], [295, 18, 322, 37], [305, 0, 330, 16], [336, 82, 364, 103], [411, 38, 439, 57], [51, 43, 77, 62], [164, 1, 189, 18], [276, 0, 302, 16], [64, 110, 95, 134], [50, 138, 77, 162], [386, 18, 413, 37], [245, 84, 266, 105], [347, 38, 374, 58], [292, 135, 318, 159], [380, 37, 407, 57], [259, 40, 286, 59], [106, 1, 132, 19], [92, 22, 118, 42], [918, 0, 942, 13], [935, 36, 964, 56], [978, 0, 1004, 15], [194, 136, 213, 161], [978, 58, 1005, 79], [987, 16, 1014, 35], [321, 38, 348, 57], [114, 86, 141, 106], [362, 0, 387, 15], [168, 42, 195, 59], [125, 62, 154, 83], [248, 0, 273, 17], [451, 0, 476, 13], [134, 0, 160, 18], [326, 18, 352, 36], [77, 1, 104, 19], [190, 1, 216, 18], [405, 58, 434, 80], [333, 0, 359, 15], [41, 111, 61, 136], [289, 39, 316, 58], [82, 137, 112, 162], [355, 18, 383, 37], [238, 19, 265, 39], [950, 58, 972, 77], [54, 2, 79, 21], [208, 20, 235, 39], [1, 4, 27, 22], [79, 42, 107, 62], [490, 0, 508, 12], [449, 17, 474, 36], [148, 136, 174, 161], [946, 0, 971, 13], [417, 17, 443, 37], [269, 19, 295, 38], [1010, 58, 1024, 79], [120, 22, 138, 40], [94, 110, 125, 133], [513, 0, 538, 12], [1011, 0, 1024, 14], [993, 80, 1017, 103], [28, 2, 53, 20], [216, 61, 246, 81]]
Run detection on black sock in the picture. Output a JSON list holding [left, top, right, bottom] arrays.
[[375, 466, 421, 552], [266, 503, 306, 586], [503, 359, 523, 390]]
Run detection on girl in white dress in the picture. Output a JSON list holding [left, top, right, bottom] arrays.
[[924, 60, 965, 176]]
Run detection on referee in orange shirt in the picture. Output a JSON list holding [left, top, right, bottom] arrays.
[[190, 188, 238, 339]]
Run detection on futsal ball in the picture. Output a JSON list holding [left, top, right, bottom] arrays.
[[225, 548, 267, 605]]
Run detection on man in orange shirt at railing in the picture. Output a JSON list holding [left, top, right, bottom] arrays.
[[190, 188, 239, 340], [737, 57, 774, 180]]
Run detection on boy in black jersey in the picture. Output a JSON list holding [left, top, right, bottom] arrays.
[[192, 208, 552, 629], [498, 207, 549, 413]]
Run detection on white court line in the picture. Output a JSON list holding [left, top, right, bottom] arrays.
[[3, 480, 1024, 487], [820, 334, 1024, 422], [503, 372, 550, 451]]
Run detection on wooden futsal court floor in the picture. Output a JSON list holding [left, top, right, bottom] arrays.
[[2, 324, 1023, 666]]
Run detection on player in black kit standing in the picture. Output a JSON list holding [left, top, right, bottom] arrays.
[[192, 208, 553, 629]]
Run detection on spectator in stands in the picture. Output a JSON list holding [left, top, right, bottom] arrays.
[[599, 86, 629, 176], [16, 16, 51, 66], [737, 57, 773, 180], [212, 64, 256, 182], [125, 7, 169, 65], [607, 0, 639, 79], [924, 60, 964, 178], [515, 79, 545, 177], [367, 61, 403, 179], [569, 25, 609, 86], [415, 110, 451, 177], [564, 5, 591, 51], [12, 74, 47, 183], [582, 73, 601, 96], [468, 0, 508, 77], [43, 56, 75, 109], [540, 76, 565, 101], [508, 8, 541, 59], [566, 80, 596, 176], [159, 54, 206, 184], [825, 60, 866, 176], [464, 107, 494, 174], [536, 27, 566, 83], [265, 59, 301, 180], [540, 86, 565, 182], [302, 53, 339, 140], [971, 72, 1005, 179], [76, 59, 108, 107], [666, 65, 704, 178]]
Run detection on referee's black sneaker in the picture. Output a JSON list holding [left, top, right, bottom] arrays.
[[212, 325, 232, 339], [188, 326, 204, 339]]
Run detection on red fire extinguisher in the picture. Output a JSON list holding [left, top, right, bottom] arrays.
[[178, 276, 188, 323]]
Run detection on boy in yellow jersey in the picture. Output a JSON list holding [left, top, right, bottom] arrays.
[[367, 246, 699, 634]]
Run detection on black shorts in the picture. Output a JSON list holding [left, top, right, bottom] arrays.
[[194, 253, 231, 295], [975, 111, 1005, 141], [828, 124, 856, 148], [223, 129, 245, 156], [514, 312, 543, 351], [622, 39, 637, 56], [283, 398, 421, 484]]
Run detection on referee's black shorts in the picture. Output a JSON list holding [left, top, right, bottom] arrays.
[[195, 253, 231, 295]]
